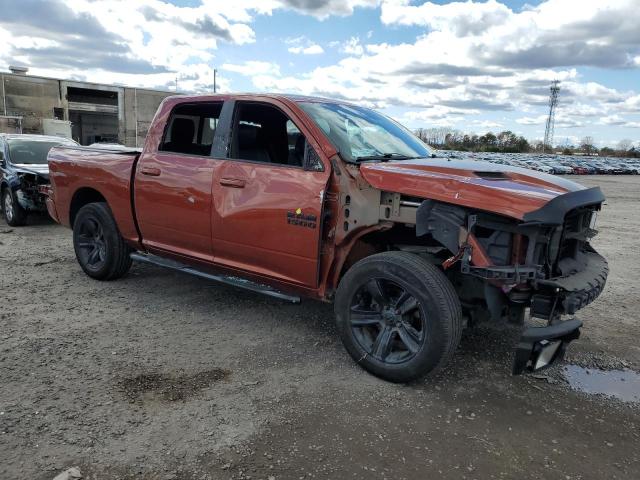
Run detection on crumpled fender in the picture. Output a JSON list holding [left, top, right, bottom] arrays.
[[359, 158, 585, 220]]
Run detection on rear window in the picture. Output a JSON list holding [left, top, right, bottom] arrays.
[[160, 102, 223, 156], [7, 138, 77, 164]]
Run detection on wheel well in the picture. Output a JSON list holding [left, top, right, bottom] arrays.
[[69, 188, 106, 227], [339, 224, 450, 280]]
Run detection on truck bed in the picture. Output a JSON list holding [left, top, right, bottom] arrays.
[[47, 146, 141, 244]]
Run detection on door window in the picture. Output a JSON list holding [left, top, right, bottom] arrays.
[[160, 102, 222, 156], [231, 103, 311, 168]]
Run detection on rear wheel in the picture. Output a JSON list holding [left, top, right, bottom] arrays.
[[2, 188, 27, 226], [73, 202, 132, 280], [335, 251, 462, 383]]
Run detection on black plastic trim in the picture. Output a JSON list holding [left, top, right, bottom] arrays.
[[522, 187, 605, 226], [130, 252, 301, 303], [513, 318, 582, 375]]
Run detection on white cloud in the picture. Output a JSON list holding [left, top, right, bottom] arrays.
[[222, 61, 281, 76], [516, 112, 585, 129], [204, 0, 380, 20], [277, 0, 380, 19], [380, 0, 640, 69], [228, 0, 639, 137], [471, 120, 504, 130], [600, 115, 640, 128], [288, 44, 324, 54], [341, 37, 364, 56], [0, 0, 638, 141], [516, 115, 547, 126], [0, 0, 380, 92], [381, 0, 511, 35]]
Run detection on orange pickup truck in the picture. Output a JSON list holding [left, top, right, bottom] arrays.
[[45, 94, 608, 382]]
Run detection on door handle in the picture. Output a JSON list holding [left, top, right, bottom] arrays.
[[219, 177, 246, 188], [141, 167, 161, 176]]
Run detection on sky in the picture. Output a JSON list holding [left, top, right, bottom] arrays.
[[0, 0, 639, 147]]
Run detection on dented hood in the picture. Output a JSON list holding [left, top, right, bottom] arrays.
[[359, 158, 585, 220]]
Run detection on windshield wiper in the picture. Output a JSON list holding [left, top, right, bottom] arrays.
[[354, 153, 421, 162]]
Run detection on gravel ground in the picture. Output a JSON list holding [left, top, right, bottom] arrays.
[[1, 175, 639, 480]]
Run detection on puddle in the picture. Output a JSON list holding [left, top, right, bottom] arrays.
[[120, 368, 230, 403], [562, 365, 640, 404]]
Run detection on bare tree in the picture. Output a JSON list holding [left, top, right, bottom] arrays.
[[617, 139, 633, 152], [414, 127, 457, 147], [580, 136, 596, 154]]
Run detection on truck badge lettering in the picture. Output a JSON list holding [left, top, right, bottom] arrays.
[[287, 211, 317, 229]]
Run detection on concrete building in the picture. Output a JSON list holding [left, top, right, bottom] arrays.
[[0, 66, 175, 146]]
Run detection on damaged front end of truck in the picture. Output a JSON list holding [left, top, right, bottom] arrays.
[[416, 187, 607, 374], [355, 160, 609, 375]]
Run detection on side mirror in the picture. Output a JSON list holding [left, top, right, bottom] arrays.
[[0, 150, 5, 167]]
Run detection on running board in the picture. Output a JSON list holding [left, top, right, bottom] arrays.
[[130, 252, 301, 303]]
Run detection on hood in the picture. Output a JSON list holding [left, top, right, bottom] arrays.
[[359, 158, 585, 220], [13, 163, 49, 178]]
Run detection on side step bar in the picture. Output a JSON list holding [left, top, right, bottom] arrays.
[[130, 252, 301, 303]]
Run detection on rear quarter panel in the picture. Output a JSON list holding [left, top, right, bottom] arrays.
[[48, 147, 140, 242]]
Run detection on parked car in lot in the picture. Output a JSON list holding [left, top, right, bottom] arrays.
[[44, 94, 608, 382], [550, 164, 570, 174], [1, 134, 78, 226], [564, 162, 590, 175], [523, 160, 554, 174], [627, 163, 640, 174]]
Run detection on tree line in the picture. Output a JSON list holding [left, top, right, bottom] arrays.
[[415, 127, 531, 153], [414, 127, 640, 157]]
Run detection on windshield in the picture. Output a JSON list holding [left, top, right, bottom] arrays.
[[298, 101, 433, 163], [7, 138, 77, 165]]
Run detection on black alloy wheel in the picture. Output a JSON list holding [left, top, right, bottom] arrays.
[[75, 216, 107, 272], [349, 278, 425, 364], [335, 251, 462, 383], [72, 202, 132, 280]]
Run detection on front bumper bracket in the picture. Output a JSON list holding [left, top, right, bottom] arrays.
[[512, 318, 582, 375]]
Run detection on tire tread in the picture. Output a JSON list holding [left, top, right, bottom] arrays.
[[73, 202, 131, 280], [335, 251, 463, 382]]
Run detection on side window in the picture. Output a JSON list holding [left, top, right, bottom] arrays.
[[231, 103, 306, 167], [160, 102, 222, 156]]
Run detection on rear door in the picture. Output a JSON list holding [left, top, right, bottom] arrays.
[[134, 101, 225, 261], [212, 100, 330, 287]]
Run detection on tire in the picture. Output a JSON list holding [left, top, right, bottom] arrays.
[[335, 251, 463, 383], [2, 188, 27, 226], [72, 202, 132, 280]]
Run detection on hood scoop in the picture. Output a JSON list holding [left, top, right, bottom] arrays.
[[474, 171, 509, 180]]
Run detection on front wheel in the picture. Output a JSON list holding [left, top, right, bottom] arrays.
[[2, 188, 27, 226], [73, 202, 132, 280], [335, 251, 463, 383]]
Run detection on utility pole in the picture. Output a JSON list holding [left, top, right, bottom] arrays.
[[213, 69, 217, 93], [543, 80, 560, 153], [175, 76, 178, 93]]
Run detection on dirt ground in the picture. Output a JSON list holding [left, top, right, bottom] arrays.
[[1, 175, 638, 480]]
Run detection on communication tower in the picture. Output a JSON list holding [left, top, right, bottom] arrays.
[[543, 80, 560, 152]]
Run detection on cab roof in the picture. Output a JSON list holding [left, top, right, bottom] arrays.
[[161, 92, 354, 106]]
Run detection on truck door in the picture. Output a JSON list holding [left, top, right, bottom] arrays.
[[134, 101, 224, 261], [212, 100, 330, 287]]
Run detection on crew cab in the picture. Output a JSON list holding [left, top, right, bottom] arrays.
[[44, 94, 608, 382]]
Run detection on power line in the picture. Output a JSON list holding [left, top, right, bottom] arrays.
[[543, 80, 560, 153]]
